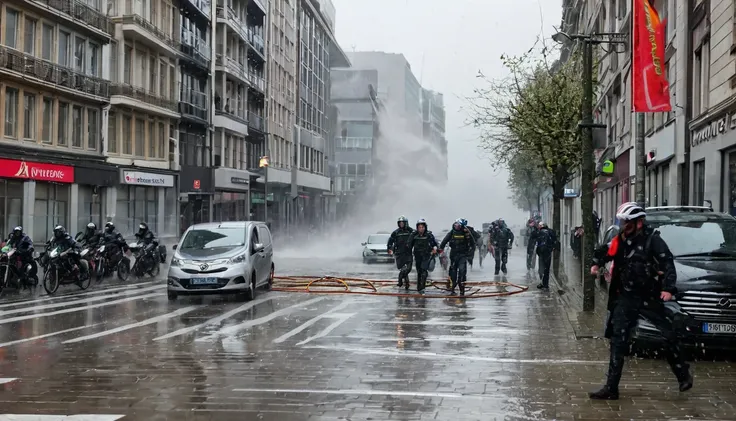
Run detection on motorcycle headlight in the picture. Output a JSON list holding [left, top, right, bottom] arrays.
[[228, 253, 247, 264], [99, 245, 106, 252]]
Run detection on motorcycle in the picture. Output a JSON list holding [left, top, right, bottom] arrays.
[[93, 243, 131, 282], [35, 237, 54, 273], [130, 242, 165, 278], [0, 246, 38, 294], [42, 246, 92, 295]]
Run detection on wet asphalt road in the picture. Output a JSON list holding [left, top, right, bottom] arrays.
[[0, 249, 735, 420]]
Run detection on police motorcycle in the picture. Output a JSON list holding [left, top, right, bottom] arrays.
[[76, 232, 130, 282], [0, 243, 38, 293], [43, 244, 92, 295], [129, 237, 166, 278], [35, 236, 54, 273]]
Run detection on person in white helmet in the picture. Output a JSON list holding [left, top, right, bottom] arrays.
[[588, 202, 693, 400], [387, 215, 415, 289]]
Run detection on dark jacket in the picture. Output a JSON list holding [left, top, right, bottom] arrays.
[[387, 227, 414, 255], [440, 227, 476, 257], [102, 229, 126, 246], [490, 226, 514, 248], [80, 231, 102, 247], [535, 227, 557, 255], [527, 226, 539, 251], [135, 230, 156, 245], [593, 225, 676, 310], [407, 230, 438, 257], [51, 233, 80, 252], [467, 226, 483, 247], [8, 233, 33, 253]]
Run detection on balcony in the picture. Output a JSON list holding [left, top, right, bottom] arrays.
[[180, 31, 211, 70], [216, 6, 250, 44], [246, 29, 266, 60], [180, 89, 208, 123], [181, 0, 211, 21], [28, 0, 114, 38], [248, 72, 266, 94], [110, 83, 180, 117], [248, 111, 265, 133], [122, 1, 180, 57], [0, 45, 110, 101], [214, 52, 250, 85], [214, 102, 249, 135]]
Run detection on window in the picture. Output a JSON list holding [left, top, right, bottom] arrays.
[[23, 17, 36, 55], [694, 160, 706, 206], [41, 24, 54, 60], [87, 109, 98, 150], [693, 44, 710, 116], [4, 9, 19, 49], [78, 185, 102, 232], [149, 56, 156, 93], [33, 183, 69, 243], [74, 37, 85, 72], [158, 122, 165, 159], [71, 105, 83, 147], [109, 41, 118, 82], [0, 180, 24, 239], [662, 165, 670, 206], [122, 115, 132, 154], [23, 93, 35, 141], [116, 186, 158, 236], [123, 45, 132, 84], [88, 43, 99, 76], [41, 97, 52, 143], [135, 118, 145, 157], [148, 120, 155, 158], [136, 50, 145, 87], [59, 31, 70, 66], [4, 87, 19, 138], [108, 112, 117, 153]]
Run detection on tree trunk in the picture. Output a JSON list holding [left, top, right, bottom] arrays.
[[551, 172, 566, 277]]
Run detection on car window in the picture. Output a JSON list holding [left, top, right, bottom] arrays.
[[258, 226, 272, 247], [651, 220, 736, 256], [367, 234, 390, 244], [179, 227, 245, 251], [250, 228, 259, 254]]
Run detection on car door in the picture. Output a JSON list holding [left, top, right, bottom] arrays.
[[257, 224, 273, 285]]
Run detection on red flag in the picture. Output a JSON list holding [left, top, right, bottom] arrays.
[[631, 0, 672, 112]]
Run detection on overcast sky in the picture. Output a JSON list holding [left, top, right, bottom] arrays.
[[331, 0, 562, 227]]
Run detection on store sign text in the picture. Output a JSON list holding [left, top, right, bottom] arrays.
[[0, 158, 74, 183], [122, 171, 174, 187], [692, 112, 736, 147]]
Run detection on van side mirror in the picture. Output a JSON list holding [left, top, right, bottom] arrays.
[[172, 244, 177, 250], [254, 243, 264, 253], [361, 242, 367, 246]]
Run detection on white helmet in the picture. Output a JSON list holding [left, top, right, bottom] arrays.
[[416, 218, 427, 227], [616, 202, 646, 221]]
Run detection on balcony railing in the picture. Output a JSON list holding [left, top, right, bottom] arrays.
[[179, 101, 208, 121], [0, 45, 110, 98], [336, 137, 372, 150], [214, 102, 248, 124], [248, 111, 264, 132], [180, 31, 211, 68], [248, 73, 266, 93], [123, 2, 180, 50], [32, 0, 114, 36], [111, 83, 178, 112], [182, 0, 210, 19]]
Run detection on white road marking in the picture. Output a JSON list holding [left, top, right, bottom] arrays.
[[0, 281, 158, 309], [369, 319, 518, 328], [0, 324, 103, 349], [0, 285, 164, 316], [0, 416, 126, 420], [325, 335, 522, 343], [295, 313, 356, 346], [272, 300, 356, 343], [0, 293, 163, 325], [63, 306, 198, 344], [0, 379, 17, 384], [194, 297, 327, 342], [231, 387, 479, 399], [153, 296, 275, 341], [302, 345, 607, 364]]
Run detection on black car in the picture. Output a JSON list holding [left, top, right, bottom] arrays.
[[601, 206, 736, 351]]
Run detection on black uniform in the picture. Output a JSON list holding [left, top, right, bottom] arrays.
[[440, 227, 476, 295], [535, 226, 556, 289], [467, 226, 482, 268], [490, 224, 514, 274], [7, 231, 36, 279], [51, 230, 88, 277], [387, 226, 414, 288], [407, 230, 438, 292], [526, 225, 539, 270], [80, 227, 102, 247], [590, 225, 691, 399]]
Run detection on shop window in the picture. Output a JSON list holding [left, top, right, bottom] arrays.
[[662, 165, 670, 205], [116, 185, 158, 237], [0, 180, 23, 239], [728, 152, 736, 215], [694, 160, 706, 206], [163, 187, 177, 236], [213, 192, 247, 222], [78, 186, 102, 235], [33, 183, 69, 243]]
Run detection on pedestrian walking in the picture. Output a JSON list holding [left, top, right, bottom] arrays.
[[535, 222, 556, 290]]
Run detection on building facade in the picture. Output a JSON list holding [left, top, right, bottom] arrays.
[[421, 88, 448, 181]]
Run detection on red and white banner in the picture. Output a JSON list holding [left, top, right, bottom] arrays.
[[631, 0, 672, 112], [0, 158, 74, 183]]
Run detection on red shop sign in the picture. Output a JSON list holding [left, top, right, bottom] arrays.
[[0, 158, 74, 183]]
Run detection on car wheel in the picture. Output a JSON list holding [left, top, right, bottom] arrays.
[[167, 291, 178, 301], [243, 272, 256, 301], [265, 264, 274, 290]]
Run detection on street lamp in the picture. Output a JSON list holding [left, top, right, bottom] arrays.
[[259, 154, 270, 223], [553, 30, 627, 312]]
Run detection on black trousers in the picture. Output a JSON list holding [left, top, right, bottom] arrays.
[[395, 254, 413, 284], [537, 252, 552, 287], [494, 247, 508, 271], [414, 253, 431, 291], [605, 294, 689, 391], [449, 254, 468, 291]]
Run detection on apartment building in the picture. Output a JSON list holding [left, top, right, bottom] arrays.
[[421, 88, 448, 181], [212, 0, 267, 222], [0, 0, 116, 241]]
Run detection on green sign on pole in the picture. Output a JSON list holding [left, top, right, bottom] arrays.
[[601, 160, 614, 175]]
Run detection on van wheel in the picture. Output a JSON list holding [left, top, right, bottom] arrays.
[[247, 272, 257, 301], [265, 264, 274, 290]]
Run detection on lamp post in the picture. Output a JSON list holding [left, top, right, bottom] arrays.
[[553, 30, 627, 312], [259, 154, 270, 223]]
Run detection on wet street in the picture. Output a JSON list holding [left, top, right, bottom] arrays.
[[0, 249, 735, 420]]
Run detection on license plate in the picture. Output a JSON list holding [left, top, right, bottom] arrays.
[[191, 277, 218, 285], [702, 323, 736, 334]]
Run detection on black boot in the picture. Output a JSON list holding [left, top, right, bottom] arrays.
[[397, 275, 403, 287], [679, 369, 694, 392], [501, 264, 507, 274], [590, 350, 624, 400], [588, 385, 619, 400], [459, 282, 465, 296]]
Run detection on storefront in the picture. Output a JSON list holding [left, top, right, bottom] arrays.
[[689, 105, 736, 212], [213, 167, 252, 222], [115, 169, 178, 238], [179, 165, 214, 232], [74, 165, 118, 236]]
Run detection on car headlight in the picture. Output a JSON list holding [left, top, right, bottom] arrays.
[[170, 257, 181, 267], [228, 253, 247, 264], [364, 249, 375, 255]]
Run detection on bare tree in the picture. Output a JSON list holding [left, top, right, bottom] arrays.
[[468, 46, 586, 275]]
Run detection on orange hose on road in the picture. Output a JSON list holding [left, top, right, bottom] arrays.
[[272, 275, 529, 299]]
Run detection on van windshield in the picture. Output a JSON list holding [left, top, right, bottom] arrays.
[[180, 228, 246, 252]]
